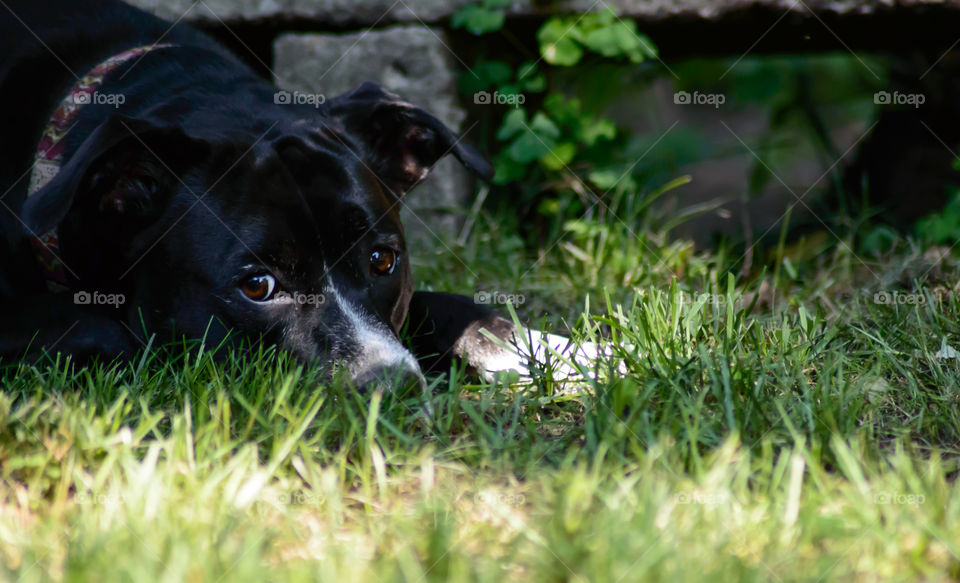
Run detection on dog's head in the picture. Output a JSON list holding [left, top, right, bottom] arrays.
[[22, 82, 493, 388]]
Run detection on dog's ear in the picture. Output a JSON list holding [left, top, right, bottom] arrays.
[[329, 82, 493, 198], [21, 115, 205, 239]]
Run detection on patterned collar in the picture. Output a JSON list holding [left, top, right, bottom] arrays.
[[28, 44, 174, 290]]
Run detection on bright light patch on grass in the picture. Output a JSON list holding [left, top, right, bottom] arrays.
[[4, 218, 960, 580]]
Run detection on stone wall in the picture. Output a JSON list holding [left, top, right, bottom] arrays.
[[130, 1, 488, 252], [123, 0, 960, 249], [274, 27, 472, 248], [127, 0, 960, 26]]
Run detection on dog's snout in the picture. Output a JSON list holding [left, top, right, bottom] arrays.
[[317, 283, 426, 393], [352, 362, 426, 393]]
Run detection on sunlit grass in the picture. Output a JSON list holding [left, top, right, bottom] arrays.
[[4, 214, 960, 581]]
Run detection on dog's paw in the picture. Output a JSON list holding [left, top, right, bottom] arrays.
[[471, 326, 623, 388]]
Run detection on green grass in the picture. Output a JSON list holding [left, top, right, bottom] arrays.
[[5, 213, 960, 581]]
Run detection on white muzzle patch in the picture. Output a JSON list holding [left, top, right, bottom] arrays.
[[324, 284, 424, 390]]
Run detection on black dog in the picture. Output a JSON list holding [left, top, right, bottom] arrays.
[[0, 0, 594, 388]]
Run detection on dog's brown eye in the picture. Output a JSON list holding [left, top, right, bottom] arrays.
[[370, 247, 397, 276], [240, 274, 276, 301]]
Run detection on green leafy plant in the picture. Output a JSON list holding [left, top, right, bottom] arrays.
[[917, 188, 960, 246], [450, 0, 511, 35], [536, 9, 656, 66], [452, 4, 668, 243]]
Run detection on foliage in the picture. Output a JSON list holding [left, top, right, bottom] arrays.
[[669, 56, 884, 204], [451, 4, 895, 264], [450, 0, 510, 35], [535, 9, 657, 66], [916, 160, 960, 246], [453, 4, 665, 243]]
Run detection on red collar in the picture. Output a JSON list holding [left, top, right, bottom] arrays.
[[28, 44, 174, 290]]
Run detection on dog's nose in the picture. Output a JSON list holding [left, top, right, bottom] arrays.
[[351, 363, 427, 394]]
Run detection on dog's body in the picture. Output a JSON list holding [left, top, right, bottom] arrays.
[[0, 0, 592, 388]]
